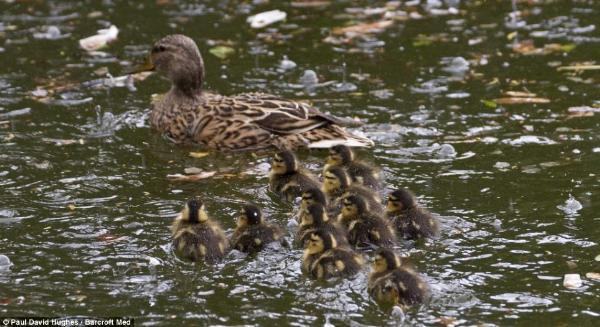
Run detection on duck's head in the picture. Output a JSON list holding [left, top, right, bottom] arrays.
[[182, 197, 208, 223], [141, 34, 205, 97], [305, 230, 337, 255], [387, 188, 416, 213], [237, 203, 263, 228], [322, 167, 350, 195], [300, 188, 327, 211], [326, 145, 354, 166], [271, 150, 298, 175], [372, 248, 402, 273], [341, 194, 369, 219], [300, 203, 329, 227]]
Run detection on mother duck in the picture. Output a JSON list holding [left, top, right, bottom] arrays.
[[139, 34, 373, 151]]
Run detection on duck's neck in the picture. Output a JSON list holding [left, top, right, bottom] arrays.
[[169, 55, 205, 99]]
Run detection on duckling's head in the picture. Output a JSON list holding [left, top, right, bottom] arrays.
[[146, 34, 205, 96], [237, 203, 263, 227], [301, 188, 327, 210], [341, 194, 369, 219], [300, 203, 329, 227], [322, 167, 350, 195], [372, 248, 402, 273], [271, 150, 298, 175], [182, 197, 208, 223], [387, 188, 417, 213], [327, 145, 354, 166], [306, 230, 337, 255]]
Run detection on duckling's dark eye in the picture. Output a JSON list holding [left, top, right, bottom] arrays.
[[152, 45, 166, 53]]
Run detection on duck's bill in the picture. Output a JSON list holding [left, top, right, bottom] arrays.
[[126, 58, 155, 74]]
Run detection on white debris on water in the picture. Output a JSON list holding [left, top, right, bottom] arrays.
[[494, 162, 510, 169], [563, 274, 582, 289], [557, 195, 583, 216], [79, 25, 119, 51], [0, 254, 12, 270], [502, 135, 557, 146], [279, 56, 297, 71], [247, 10, 287, 29]]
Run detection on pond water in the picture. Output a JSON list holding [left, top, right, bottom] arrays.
[[0, 0, 598, 325]]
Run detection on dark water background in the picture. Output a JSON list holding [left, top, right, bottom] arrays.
[[0, 0, 598, 325]]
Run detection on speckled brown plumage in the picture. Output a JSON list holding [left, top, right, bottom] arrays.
[[144, 34, 373, 151]]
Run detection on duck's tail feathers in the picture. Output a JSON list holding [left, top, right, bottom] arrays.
[[306, 125, 374, 148]]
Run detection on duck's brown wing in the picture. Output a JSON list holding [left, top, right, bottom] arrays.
[[197, 92, 373, 149]]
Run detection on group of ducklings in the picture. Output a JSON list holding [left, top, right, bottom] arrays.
[[171, 145, 440, 309]]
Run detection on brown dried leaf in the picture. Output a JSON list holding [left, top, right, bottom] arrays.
[[167, 172, 217, 181], [494, 97, 550, 105], [189, 151, 210, 159], [586, 272, 600, 280], [504, 91, 537, 97], [97, 233, 124, 243], [333, 20, 394, 36]]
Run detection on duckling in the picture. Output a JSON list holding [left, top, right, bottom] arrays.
[[368, 248, 429, 307], [230, 203, 286, 254], [171, 197, 228, 263], [269, 150, 320, 201], [322, 166, 384, 215], [340, 194, 397, 248], [325, 145, 380, 189], [293, 187, 328, 222], [386, 188, 440, 240], [295, 203, 349, 248], [138, 34, 373, 151], [302, 230, 364, 279]]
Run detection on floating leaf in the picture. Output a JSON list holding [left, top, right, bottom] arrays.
[[558, 65, 600, 71], [333, 20, 394, 36], [586, 272, 600, 280], [167, 172, 217, 181], [505, 91, 537, 97], [595, 254, 600, 261], [184, 167, 203, 174], [494, 97, 550, 105], [209, 46, 235, 59], [512, 40, 576, 56], [189, 151, 209, 159], [481, 99, 497, 108]]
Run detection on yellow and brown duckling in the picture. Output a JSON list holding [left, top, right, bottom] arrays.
[[294, 187, 330, 222], [171, 197, 228, 263], [386, 188, 440, 240], [139, 34, 373, 151], [368, 248, 429, 308], [340, 194, 397, 248], [322, 166, 384, 215], [230, 203, 286, 254], [325, 144, 380, 189], [295, 203, 349, 248], [269, 150, 320, 201], [302, 230, 364, 280]]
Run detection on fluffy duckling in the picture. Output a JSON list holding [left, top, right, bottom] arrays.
[[293, 187, 329, 223], [368, 248, 429, 307], [171, 197, 228, 263], [386, 188, 440, 240], [230, 204, 286, 254], [325, 145, 380, 189], [302, 230, 364, 279], [295, 203, 349, 248], [141, 34, 373, 151], [269, 150, 320, 201], [322, 166, 384, 215], [340, 194, 397, 248]]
